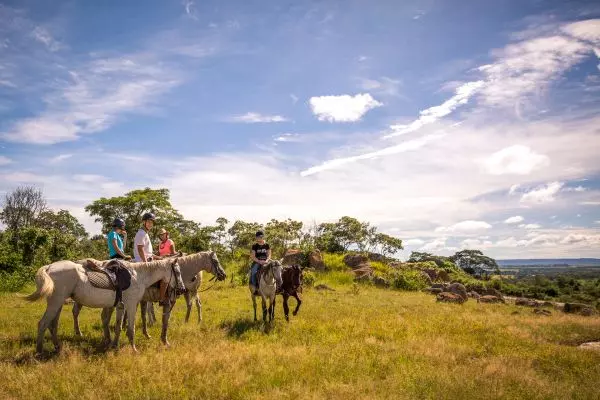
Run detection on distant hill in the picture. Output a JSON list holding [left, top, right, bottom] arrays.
[[497, 258, 600, 267]]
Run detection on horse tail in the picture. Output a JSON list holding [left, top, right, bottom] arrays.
[[24, 265, 54, 301]]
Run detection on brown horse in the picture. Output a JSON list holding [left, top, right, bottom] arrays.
[[279, 265, 304, 321]]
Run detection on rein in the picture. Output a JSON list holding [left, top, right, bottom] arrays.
[[198, 256, 221, 293]]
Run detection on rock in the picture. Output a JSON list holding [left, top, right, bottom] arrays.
[[352, 264, 373, 278], [389, 261, 404, 269], [579, 342, 600, 350], [344, 253, 369, 268], [447, 283, 468, 301], [373, 276, 390, 288], [308, 249, 326, 270], [511, 311, 520, 315], [483, 288, 505, 300], [478, 295, 504, 304], [427, 287, 443, 294], [431, 283, 446, 289], [564, 303, 591, 314], [282, 249, 304, 266], [437, 270, 450, 282], [422, 269, 438, 281], [419, 271, 433, 285], [436, 292, 465, 304], [533, 309, 552, 316], [516, 297, 541, 307], [468, 291, 481, 300], [580, 308, 596, 317], [315, 284, 335, 291], [367, 252, 386, 262]]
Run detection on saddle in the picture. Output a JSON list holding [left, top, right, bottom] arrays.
[[85, 259, 132, 307]]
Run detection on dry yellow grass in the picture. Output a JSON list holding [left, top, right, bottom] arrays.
[[0, 280, 599, 400]]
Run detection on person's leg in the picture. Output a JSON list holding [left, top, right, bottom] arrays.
[[159, 280, 167, 303], [250, 263, 260, 286]]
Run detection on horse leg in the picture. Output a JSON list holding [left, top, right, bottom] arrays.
[[292, 292, 302, 316], [111, 305, 125, 349], [50, 305, 63, 352], [184, 291, 192, 323], [283, 294, 290, 321], [140, 301, 151, 339], [147, 302, 156, 327], [270, 295, 276, 321], [252, 293, 258, 321], [195, 292, 202, 323], [261, 295, 267, 322], [160, 302, 172, 346], [36, 299, 63, 354], [72, 302, 83, 336], [125, 302, 138, 352], [101, 308, 113, 347]]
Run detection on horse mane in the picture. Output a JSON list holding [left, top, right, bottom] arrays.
[[176, 251, 214, 271], [128, 258, 174, 272]]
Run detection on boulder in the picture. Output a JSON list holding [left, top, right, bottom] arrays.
[[352, 264, 373, 278], [468, 291, 481, 300], [563, 303, 592, 314], [344, 253, 369, 268], [446, 283, 468, 301], [373, 275, 390, 288], [533, 309, 552, 316], [315, 284, 335, 291], [419, 271, 433, 285], [516, 297, 541, 307], [478, 295, 504, 304], [422, 269, 438, 281], [425, 287, 443, 294], [436, 292, 465, 304], [308, 249, 326, 270], [367, 253, 387, 262], [437, 270, 451, 282], [580, 308, 596, 317], [431, 283, 446, 289], [483, 288, 505, 300], [282, 249, 304, 266]]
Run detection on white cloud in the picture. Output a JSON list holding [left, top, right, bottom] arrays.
[[484, 145, 549, 175], [404, 238, 425, 246], [49, 154, 73, 163], [561, 19, 600, 45], [461, 238, 493, 248], [300, 133, 444, 176], [435, 220, 492, 233], [31, 26, 63, 52], [229, 112, 288, 123], [0, 156, 12, 166], [563, 186, 587, 192], [358, 77, 401, 97], [419, 238, 455, 252], [1, 54, 182, 144], [508, 184, 520, 195], [519, 223, 541, 229], [520, 181, 564, 204], [274, 133, 301, 142], [384, 80, 483, 139], [309, 93, 382, 122], [182, 0, 197, 19], [504, 216, 524, 224]]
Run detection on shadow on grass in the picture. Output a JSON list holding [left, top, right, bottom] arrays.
[[220, 317, 280, 338]]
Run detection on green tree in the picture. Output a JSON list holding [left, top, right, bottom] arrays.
[[370, 233, 403, 258], [0, 186, 46, 248], [316, 216, 371, 252], [265, 218, 303, 257], [227, 220, 262, 254], [35, 209, 88, 240], [450, 249, 499, 276]]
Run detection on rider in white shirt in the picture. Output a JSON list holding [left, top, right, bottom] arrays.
[[134, 212, 167, 305]]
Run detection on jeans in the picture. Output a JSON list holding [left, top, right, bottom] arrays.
[[250, 262, 261, 286]]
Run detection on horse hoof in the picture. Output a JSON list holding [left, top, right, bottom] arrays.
[[131, 346, 138, 353], [292, 312, 298, 316], [285, 315, 289, 321], [143, 333, 151, 339]]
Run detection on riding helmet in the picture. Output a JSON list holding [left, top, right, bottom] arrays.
[[142, 212, 156, 221], [112, 218, 126, 229]]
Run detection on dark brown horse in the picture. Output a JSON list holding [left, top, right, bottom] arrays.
[[279, 265, 304, 321]]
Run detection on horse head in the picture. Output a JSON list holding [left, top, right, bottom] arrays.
[[169, 258, 186, 294], [209, 251, 227, 281]]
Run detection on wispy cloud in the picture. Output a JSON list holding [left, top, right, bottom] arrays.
[[300, 133, 444, 176], [228, 112, 288, 123], [383, 81, 483, 139], [182, 0, 197, 19], [31, 26, 63, 52], [520, 223, 541, 229], [435, 220, 492, 233], [309, 93, 382, 122], [0, 155, 12, 166], [358, 77, 402, 97], [520, 181, 564, 204], [49, 154, 73, 163]]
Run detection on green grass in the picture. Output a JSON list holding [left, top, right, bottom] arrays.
[[1, 280, 599, 399], [321, 253, 347, 271]]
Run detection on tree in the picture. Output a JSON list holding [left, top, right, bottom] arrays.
[[370, 233, 403, 258], [0, 186, 46, 247], [450, 249, 499, 276], [227, 220, 262, 254], [316, 216, 371, 252], [35, 209, 88, 240], [85, 188, 185, 249], [265, 218, 303, 257]]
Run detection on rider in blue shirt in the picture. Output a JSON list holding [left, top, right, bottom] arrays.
[[107, 218, 130, 260]]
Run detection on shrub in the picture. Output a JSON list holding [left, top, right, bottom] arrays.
[[390, 270, 429, 291], [322, 253, 347, 272], [303, 270, 316, 287]]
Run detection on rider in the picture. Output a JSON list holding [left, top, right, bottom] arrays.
[[134, 212, 167, 305], [158, 228, 176, 256], [250, 230, 271, 288], [107, 218, 130, 260]]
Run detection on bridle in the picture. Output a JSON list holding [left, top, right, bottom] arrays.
[[198, 253, 224, 293]]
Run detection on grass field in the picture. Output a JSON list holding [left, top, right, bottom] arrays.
[[1, 275, 599, 400]]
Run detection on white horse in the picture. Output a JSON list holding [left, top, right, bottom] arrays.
[[25, 258, 185, 353], [249, 260, 283, 322], [72, 251, 226, 345]]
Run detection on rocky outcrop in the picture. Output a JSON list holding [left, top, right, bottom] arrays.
[[344, 254, 369, 268], [515, 297, 542, 307], [446, 283, 468, 302], [477, 295, 504, 304], [436, 292, 466, 304], [282, 249, 304, 266], [373, 276, 390, 288], [352, 264, 373, 278], [564, 303, 597, 316], [534, 309, 552, 316], [315, 284, 335, 291], [309, 250, 326, 270], [437, 270, 450, 282]]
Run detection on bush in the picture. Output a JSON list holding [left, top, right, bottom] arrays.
[[390, 270, 429, 291], [303, 270, 316, 287], [0, 267, 35, 292], [322, 253, 347, 272]]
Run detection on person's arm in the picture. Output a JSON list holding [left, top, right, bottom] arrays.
[[266, 247, 272, 261], [137, 244, 147, 262], [112, 238, 126, 257], [170, 240, 176, 255]]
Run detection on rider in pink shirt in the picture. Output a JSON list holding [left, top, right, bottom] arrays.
[[158, 228, 176, 256]]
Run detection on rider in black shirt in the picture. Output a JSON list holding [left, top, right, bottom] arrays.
[[250, 230, 271, 287]]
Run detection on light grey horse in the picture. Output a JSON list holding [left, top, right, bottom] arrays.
[[25, 258, 185, 353], [249, 260, 283, 322]]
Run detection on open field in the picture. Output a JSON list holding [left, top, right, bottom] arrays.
[[1, 277, 600, 400]]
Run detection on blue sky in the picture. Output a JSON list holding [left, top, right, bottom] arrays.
[[1, 0, 599, 259]]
